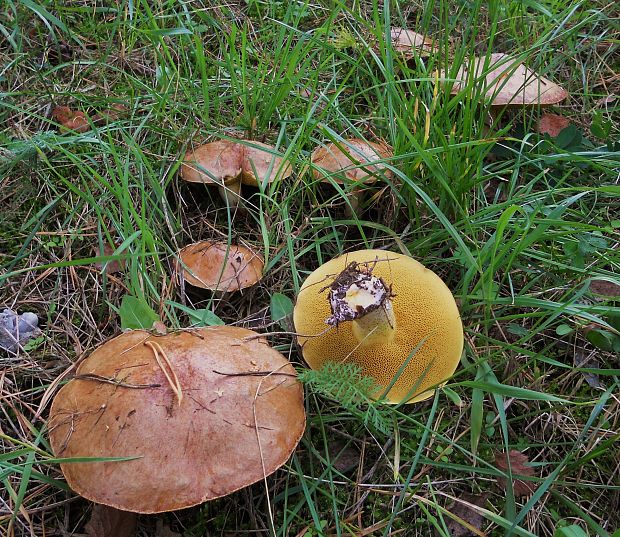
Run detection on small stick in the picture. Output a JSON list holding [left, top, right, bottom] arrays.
[[144, 340, 183, 406], [74, 373, 161, 389], [212, 370, 297, 378]]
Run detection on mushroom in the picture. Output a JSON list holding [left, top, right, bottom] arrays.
[[177, 240, 263, 292], [446, 53, 568, 107], [293, 249, 463, 403], [47, 325, 305, 513], [310, 138, 393, 216], [388, 27, 437, 58], [180, 140, 292, 209]]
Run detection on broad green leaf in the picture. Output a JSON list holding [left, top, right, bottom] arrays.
[[119, 295, 159, 330], [271, 292, 294, 328], [554, 524, 589, 537]]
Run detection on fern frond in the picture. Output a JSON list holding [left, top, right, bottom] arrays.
[[298, 362, 393, 435]]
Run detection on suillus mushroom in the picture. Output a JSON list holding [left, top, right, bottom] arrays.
[[310, 138, 393, 216], [47, 325, 305, 513], [176, 240, 263, 292], [293, 249, 463, 403], [388, 27, 437, 58], [181, 139, 292, 208], [447, 53, 568, 107]]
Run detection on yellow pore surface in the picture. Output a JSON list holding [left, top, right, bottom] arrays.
[[293, 249, 463, 403]]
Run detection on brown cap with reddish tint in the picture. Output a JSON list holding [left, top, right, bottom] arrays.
[[389, 27, 437, 57], [181, 140, 291, 186], [48, 326, 305, 513], [241, 140, 292, 186], [310, 138, 393, 185], [180, 140, 243, 185], [177, 240, 263, 291], [448, 53, 568, 107]]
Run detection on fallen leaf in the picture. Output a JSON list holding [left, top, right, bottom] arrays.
[[84, 504, 137, 537], [52, 106, 91, 133], [151, 321, 168, 335], [595, 94, 616, 107], [589, 279, 620, 297], [93, 103, 128, 125], [94, 243, 124, 274], [155, 519, 181, 537], [439, 493, 489, 537], [494, 450, 538, 497], [573, 350, 604, 389], [328, 440, 360, 474], [538, 113, 571, 138]]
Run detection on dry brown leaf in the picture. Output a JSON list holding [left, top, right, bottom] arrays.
[[589, 279, 620, 297], [94, 243, 124, 275], [494, 450, 538, 497], [151, 321, 167, 335], [92, 103, 129, 125], [328, 440, 360, 473], [84, 504, 137, 537], [52, 106, 91, 133], [538, 113, 571, 137], [439, 493, 489, 537]]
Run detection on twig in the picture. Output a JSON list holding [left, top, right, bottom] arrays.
[[74, 373, 161, 389]]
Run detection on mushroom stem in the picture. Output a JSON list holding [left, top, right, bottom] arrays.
[[344, 187, 364, 218], [217, 178, 243, 209], [351, 299, 396, 345], [326, 266, 396, 346]]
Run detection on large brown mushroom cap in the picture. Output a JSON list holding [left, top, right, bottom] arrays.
[[448, 53, 568, 107], [241, 140, 293, 186], [311, 139, 393, 185], [390, 27, 437, 57], [180, 140, 243, 185], [48, 326, 305, 514], [293, 249, 463, 403], [177, 240, 263, 291], [181, 140, 291, 186]]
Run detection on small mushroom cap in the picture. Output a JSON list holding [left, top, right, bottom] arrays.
[[48, 326, 305, 513], [181, 140, 291, 187], [390, 27, 437, 57], [241, 141, 293, 186], [311, 139, 393, 185], [177, 240, 263, 291], [448, 53, 568, 107], [181, 140, 243, 185], [293, 249, 463, 403]]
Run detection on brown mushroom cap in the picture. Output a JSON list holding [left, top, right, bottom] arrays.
[[180, 140, 243, 185], [181, 140, 291, 187], [48, 326, 305, 513], [177, 240, 263, 291], [390, 27, 437, 57], [310, 139, 393, 185], [448, 53, 568, 107], [242, 140, 293, 186]]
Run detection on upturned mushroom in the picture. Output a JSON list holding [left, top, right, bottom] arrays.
[[47, 326, 305, 513], [310, 138, 393, 216], [181, 139, 292, 208], [177, 240, 263, 292], [293, 249, 463, 403], [446, 53, 568, 107]]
